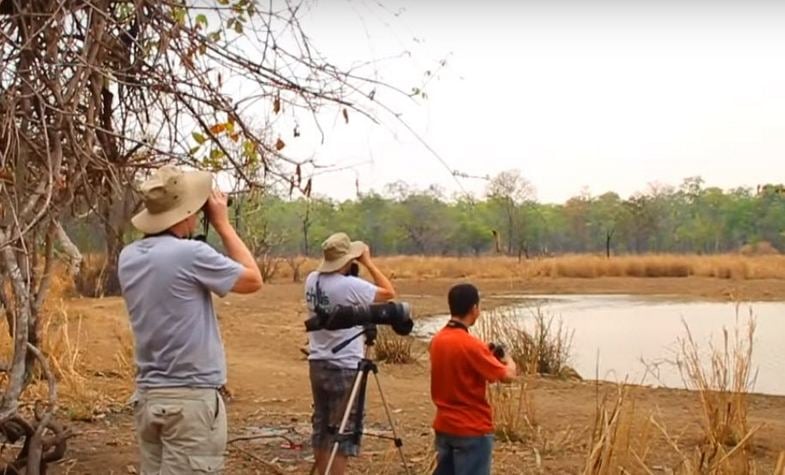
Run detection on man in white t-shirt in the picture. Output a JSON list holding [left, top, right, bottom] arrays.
[[304, 232, 396, 475]]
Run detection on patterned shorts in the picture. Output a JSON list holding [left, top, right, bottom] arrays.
[[309, 360, 362, 456]]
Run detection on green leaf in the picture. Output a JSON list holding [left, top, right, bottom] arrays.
[[189, 146, 201, 155], [210, 148, 225, 160], [233, 20, 244, 34], [218, 0, 230, 4], [173, 7, 186, 25], [192, 132, 206, 144], [243, 140, 256, 156], [196, 14, 208, 27]]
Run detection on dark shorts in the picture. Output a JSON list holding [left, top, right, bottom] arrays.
[[309, 360, 362, 456], [433, 432, 494, 475]]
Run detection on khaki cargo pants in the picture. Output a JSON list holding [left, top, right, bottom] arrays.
[[133, 387, 227, 474]]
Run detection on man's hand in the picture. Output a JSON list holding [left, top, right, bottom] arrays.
[[357, 246, 372, 267], [203, 189, 263, 294], [205, 189, 231, 232], [356, 245, 396, 302], [501, 357, 517, 383]]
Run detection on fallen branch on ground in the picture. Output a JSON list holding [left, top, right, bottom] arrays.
[[229, 444, 286, 475]]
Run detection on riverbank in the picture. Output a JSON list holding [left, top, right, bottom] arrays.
[[13, 276, 785, 473]]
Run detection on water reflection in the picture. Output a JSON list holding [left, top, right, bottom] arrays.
[[413, 295, 785, 395]]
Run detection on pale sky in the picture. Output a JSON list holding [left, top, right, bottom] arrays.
[[253, 1, 785, 203]]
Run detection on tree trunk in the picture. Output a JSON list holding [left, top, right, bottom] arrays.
[[55, 221, 83, 276], [506, 206, 514, 255], [302, 204, 311, 257], [101, 222, 124, 296], [492, 230, 502, 254]]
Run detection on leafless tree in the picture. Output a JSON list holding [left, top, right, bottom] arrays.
[[487, 170, 536, 255], [0, 0, 411, 471]]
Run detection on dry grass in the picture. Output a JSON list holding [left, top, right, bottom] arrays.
[[415, 442, 438, 475], [582, 314, 762, 475], [63, 253, 785, 286], [112, 325, 136, 380], [34, 301, 125, 421], [775, 452, 785, 474], [518, 254, 776, 280], [674, 312, 759, 473], [264, 253, 785, 282], [473, 307, 575, 378], [583, 384, 629, 475], [373, 327, 415, 364], [488, 382, 537, 443], [0, 258, 133, 423], [73, 253, 109, 297]]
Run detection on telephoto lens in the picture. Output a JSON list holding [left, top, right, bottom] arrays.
[[303, 301, 414, 336]]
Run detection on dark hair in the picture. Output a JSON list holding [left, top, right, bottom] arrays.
[[448, 283, 480, 317]]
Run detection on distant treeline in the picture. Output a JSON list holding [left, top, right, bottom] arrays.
[[66, 172, 785, 258]]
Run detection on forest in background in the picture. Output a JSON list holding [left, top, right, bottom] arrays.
[[67, 171, 785, 262]]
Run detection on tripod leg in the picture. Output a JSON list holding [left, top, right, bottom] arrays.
[[325, 369, 365, 475], [371, 372, 412, 475]]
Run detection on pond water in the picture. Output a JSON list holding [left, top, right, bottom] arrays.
[[412, 295, 785, 396]]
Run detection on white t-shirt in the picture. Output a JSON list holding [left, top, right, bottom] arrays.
[[304, 271, 378, 369]]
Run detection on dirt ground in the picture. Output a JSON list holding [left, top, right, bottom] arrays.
[[34, 277, 785, 474]]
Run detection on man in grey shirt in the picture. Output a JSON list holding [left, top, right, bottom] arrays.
[[119, 165, 263, 474], [304, 232, 396, 475]]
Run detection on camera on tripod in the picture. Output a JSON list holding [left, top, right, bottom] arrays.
[[304, 300, 414, 337], [304, 275, 414, 474]]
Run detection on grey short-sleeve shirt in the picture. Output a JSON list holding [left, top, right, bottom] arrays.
[[118, 235, 243, 388], [304, 271, 378, 369]]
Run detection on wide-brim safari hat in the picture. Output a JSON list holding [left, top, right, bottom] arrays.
[[317, 232, 368, 273], [131, 165, 213, 235]]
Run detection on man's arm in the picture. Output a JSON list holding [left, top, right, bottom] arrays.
[[205, 190, 263, 294], [470, 342, 517, 383], [357, 248, 395, 302]]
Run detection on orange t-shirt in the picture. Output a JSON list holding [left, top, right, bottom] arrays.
[[429, 325, 508, 436]]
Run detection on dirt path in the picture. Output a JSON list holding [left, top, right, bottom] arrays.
[[37, 277, 785, 473]]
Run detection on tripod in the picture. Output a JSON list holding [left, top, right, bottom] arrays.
[[321, 325, 411, 475]]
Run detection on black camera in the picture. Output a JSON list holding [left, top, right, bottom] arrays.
[[305, 301, 414, 336], [488, 342, 506, 361], [349, 262, 360, 277]]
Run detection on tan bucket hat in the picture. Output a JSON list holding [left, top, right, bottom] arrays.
[[131, 165, 213, 234], [317, 232, 368, 273]]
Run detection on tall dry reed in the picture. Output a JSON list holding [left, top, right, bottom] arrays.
[[472, 307, 575, 377], [674, 311, 760, 473], [373, 327, 415, 364], [487, 382, 537, 443]]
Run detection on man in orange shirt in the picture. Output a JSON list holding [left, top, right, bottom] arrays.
[[429, 283, 517, 475]]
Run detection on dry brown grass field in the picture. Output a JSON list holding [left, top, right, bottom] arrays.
[[268, 253, 785, 282], [3, 255, 785, 473]]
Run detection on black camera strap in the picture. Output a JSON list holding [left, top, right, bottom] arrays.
[[313, 273, 330, 319], [445, 319, 469, 332]]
